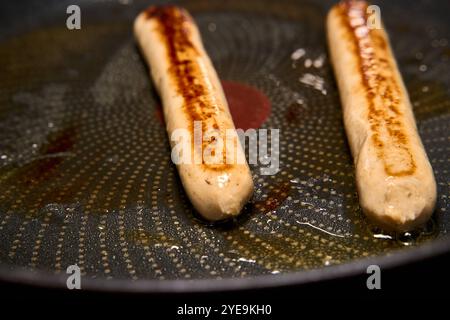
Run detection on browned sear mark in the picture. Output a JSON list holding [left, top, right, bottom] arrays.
[[337, 0, 416, 176], [145, 6, 229, 170]]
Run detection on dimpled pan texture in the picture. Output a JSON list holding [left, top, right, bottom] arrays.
[[0, 0, 448, 291]]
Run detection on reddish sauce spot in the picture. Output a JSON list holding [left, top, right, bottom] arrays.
[[154, 81, 271, 131], [221, 81, 271, 130], [154, 104, 164, 124], [254, 180, 291, 213], [336, 0, 416, 176]]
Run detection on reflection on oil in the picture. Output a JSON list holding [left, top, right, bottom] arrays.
[[296, 221, 346, 238], [368, 218, 438, 247]]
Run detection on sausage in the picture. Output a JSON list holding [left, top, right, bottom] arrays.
[[134, 6, 254, 221], [327, 0, 437, 231]]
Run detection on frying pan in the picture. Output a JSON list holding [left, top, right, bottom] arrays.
[[0, 0, 449, 293]]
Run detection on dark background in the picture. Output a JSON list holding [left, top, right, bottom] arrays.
[[2, 250, 449, 303]]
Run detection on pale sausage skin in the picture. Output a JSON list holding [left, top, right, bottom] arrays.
[[327, 0, 437, 231], [134, 6, 253, 221]]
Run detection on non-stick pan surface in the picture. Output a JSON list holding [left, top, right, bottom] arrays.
[[0, 0, 449, 292]]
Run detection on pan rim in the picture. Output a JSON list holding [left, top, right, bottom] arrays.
[[1, 235, 449, 293]]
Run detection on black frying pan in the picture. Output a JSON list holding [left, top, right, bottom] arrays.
[[0, 0, 449, 292]]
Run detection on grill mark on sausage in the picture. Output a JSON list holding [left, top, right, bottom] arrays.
[[145, 6, 230, 170], [336, 0, 416, 176]]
